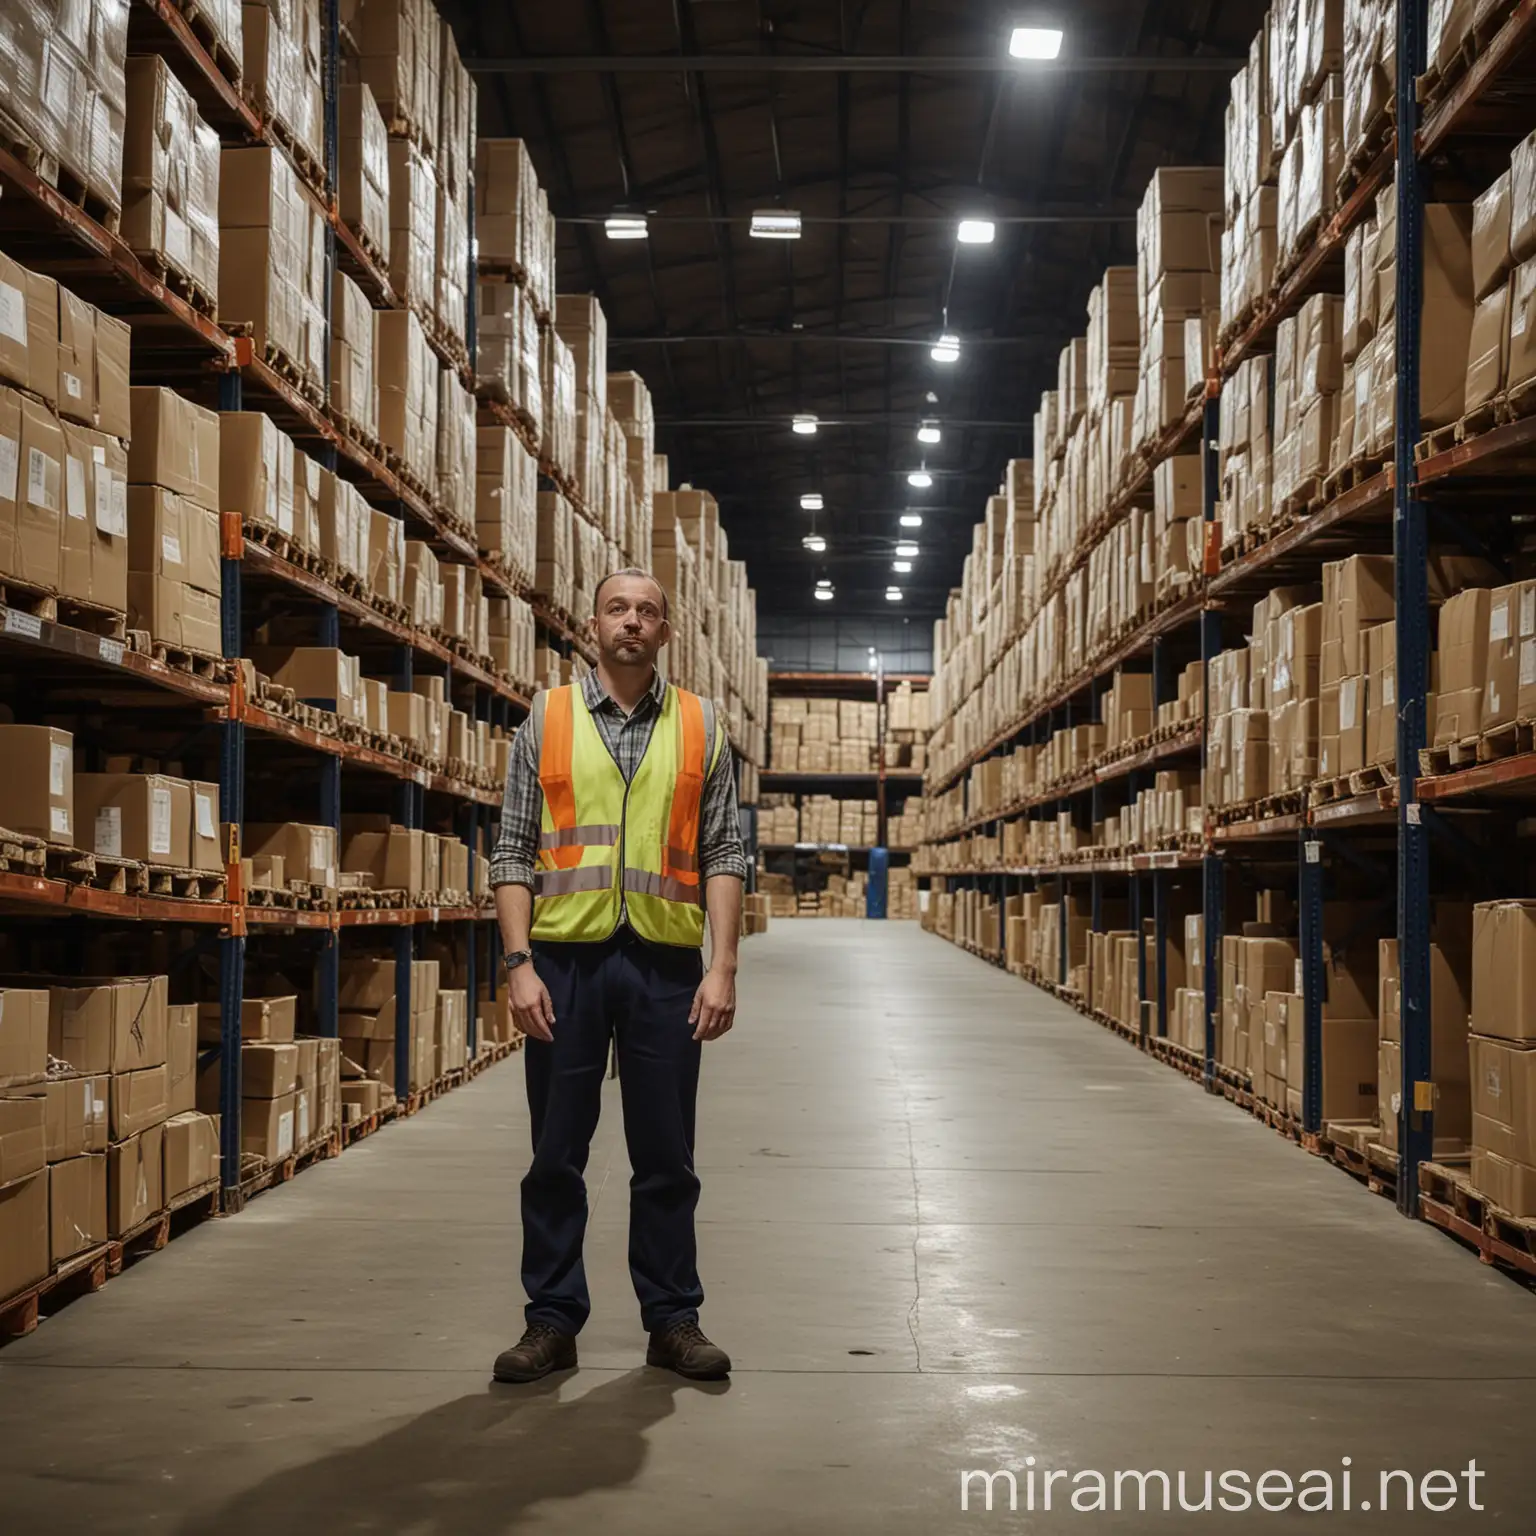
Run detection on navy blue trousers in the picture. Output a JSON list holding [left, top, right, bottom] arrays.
[[522, 931, 705, 1335]]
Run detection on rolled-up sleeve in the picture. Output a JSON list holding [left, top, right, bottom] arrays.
[[490, 724, 542, 890], [699, 739, 748, 883]]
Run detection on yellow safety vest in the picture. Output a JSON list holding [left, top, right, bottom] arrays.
[[532, 682, 724, 948]]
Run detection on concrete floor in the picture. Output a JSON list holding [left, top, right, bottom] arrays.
[[1, 922, 1535, 1533]]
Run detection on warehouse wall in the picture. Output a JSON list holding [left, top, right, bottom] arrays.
[[757, 616, 933, 675]]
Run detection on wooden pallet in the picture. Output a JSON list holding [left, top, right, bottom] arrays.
[[171, 0, 243, 81], [0, 1239, 114, 1340], [145, 864, 226, 902], [267, 113, 327, 203], [341, 1107, 381, 1146], [244, 883, 299, 909], [1419, 720, 1535, 777], [0, 104, 121, 231], [139, 637, 230, 681], [137, 247, 217, 319], [0, 827, 47, 874], [344, 219, 389, 276]]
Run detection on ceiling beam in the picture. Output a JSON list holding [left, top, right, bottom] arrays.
[[465, 54, 1246, 75]]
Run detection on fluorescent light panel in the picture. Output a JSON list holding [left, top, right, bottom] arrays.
[[896, 543, 920, 558], [957, 219, 996, 245], [792, 414, 819, 435], [931, 333, 961, 363], [751, 209, 802, 239], [814, 587, 835, 601], [892, 560, 913, 574], [605, 214, 648, 240], [1010, 27, 1063, 59], [800, 493, 824, 511], [907, 471, 933, 489], [900, 514, 924, 528], [802, 534, 827, 553], [885, 589, 904, 602]]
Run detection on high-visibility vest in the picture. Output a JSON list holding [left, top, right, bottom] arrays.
[[531, 682, 724, 947]]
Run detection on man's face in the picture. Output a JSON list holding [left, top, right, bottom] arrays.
[[594, 575, 670, 670]]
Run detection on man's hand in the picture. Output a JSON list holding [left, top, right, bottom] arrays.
[[510, 963, 556, 1043], [690, 965, 737, 1043]]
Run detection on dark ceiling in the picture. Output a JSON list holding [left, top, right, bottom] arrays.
[[445, 1, 1267, 620]]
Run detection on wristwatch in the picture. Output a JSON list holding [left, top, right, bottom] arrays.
[[503, 948, 535, 974]]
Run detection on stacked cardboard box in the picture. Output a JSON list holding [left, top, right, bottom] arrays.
[[121, 57, 220, 306], [0, 0, 126, 218], [339, 83, 391, 266], [475, 139, 556, 318], [220, 147, 328, 398], [353, 0, 439, 150], [331, 271, 378, 447], [338, 955, 437, 1092], [475, 423, 539, 585], [376, 308, 438, 489], [1468, 901, 1536, 1213], [477, 279, 543, 429], [244, 0, 323, 172], [128, 388, 221, 655], [554, 296, 608, 513]]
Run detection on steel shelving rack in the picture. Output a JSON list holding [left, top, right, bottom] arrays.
[[917, 0, 1536, 1239], [0, 0, 604, 1208]]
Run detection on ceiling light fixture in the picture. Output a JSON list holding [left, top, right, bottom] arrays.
[[604, 214, 648, 241], [931, 333, 961, 364], [917, 421, 942, 445], [792, 414, 819, 435], [886, 588, 904, 603], [800, 493, 824, 511], [802, 533, 827, 553], [893, 560, 913, 574], [907, 471, 933, 489], [818, 579, 834, 590], [1009, 26, 1064, 60], [900, 514, 924, 528], [814, 586, 835, 602], [896, 542, 920, 559], [751, 210, 802, 240], [957, 219, 996, 245]]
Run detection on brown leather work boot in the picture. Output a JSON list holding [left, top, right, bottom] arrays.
[[493, 1323, 578, 1384], [646, 1320, 732, 1380]]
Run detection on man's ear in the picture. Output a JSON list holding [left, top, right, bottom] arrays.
[[658, 619, 673, 648]]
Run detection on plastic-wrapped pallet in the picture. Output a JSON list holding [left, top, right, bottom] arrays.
[[477, 139, 555, 316], [476, 279, 541, 429], [339, 83, 390, 268], [435, 367, 475, 530], [474, 423, 538, 586], [0, 0, 128, 216], [330, 270, 377, 446], [539, 325, 577, 483], [219, 147, 328, 398], [434, 175, 468, 352], [121, 57, 220, 307], [244, 0, 324, 177], [387, 138, 437, 312], [354, 0, 439, 153], [376, 308, 437, 488]]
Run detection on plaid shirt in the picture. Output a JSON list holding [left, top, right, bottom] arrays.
[[489, 669, 748, 896]]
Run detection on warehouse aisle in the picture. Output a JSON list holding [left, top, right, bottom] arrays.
[[2, 923, 1536, 1531]]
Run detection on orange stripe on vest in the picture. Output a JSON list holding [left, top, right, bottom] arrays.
[[537, 688, 585, 871], [664, 691, 708, 888]]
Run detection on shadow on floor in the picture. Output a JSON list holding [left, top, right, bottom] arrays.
[[190, 1368, 723, 1534]]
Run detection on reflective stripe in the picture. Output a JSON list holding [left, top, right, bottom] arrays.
[[623, 868, 703, 905], [535, 867, 615, 897], [665, 846, 699, 874], [539, 824, 622, 851]]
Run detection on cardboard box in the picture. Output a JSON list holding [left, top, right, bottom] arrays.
[[128, 388, 220, 511], [162, 1111, 218, 1200], [0, 387, 21, 578], [96, 313, 131, 442], [74, 773, 192, 866], [49, 1153, 107, 1263], [59, 421, 128, 610], [1472, 1147, 1536, 1218], [50, 977, 168, 1075], [0, 989, 49, 1088], [0, 1170, 49, 1299], [0, 1093, 47, 1187], [242, 1092, 296, 1163], [126, 486, 221, 596], [190, 781, 221, 874], [1471, 901, 1536, 1042], [0, 726, 74, 847], [109, 1065, 169, 1141], [31, 1074, 109, 1161], [220, 411, 295, 536], [108, 1124, 164, 1236], [1473, 169, 1513, 302], [197, 996, 297, 1046], [127, 572, 222, 654], [1469, 1035, 1536, 1165], [341, 1078, 382, 1118], [245, 823, 337, 890], [12, 393, 64, 591], [242, 1042, 298, 1098], [166, 1005, 196, 1117]]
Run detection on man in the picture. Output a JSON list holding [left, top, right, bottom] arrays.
[[488, 568, 746, 1385]]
